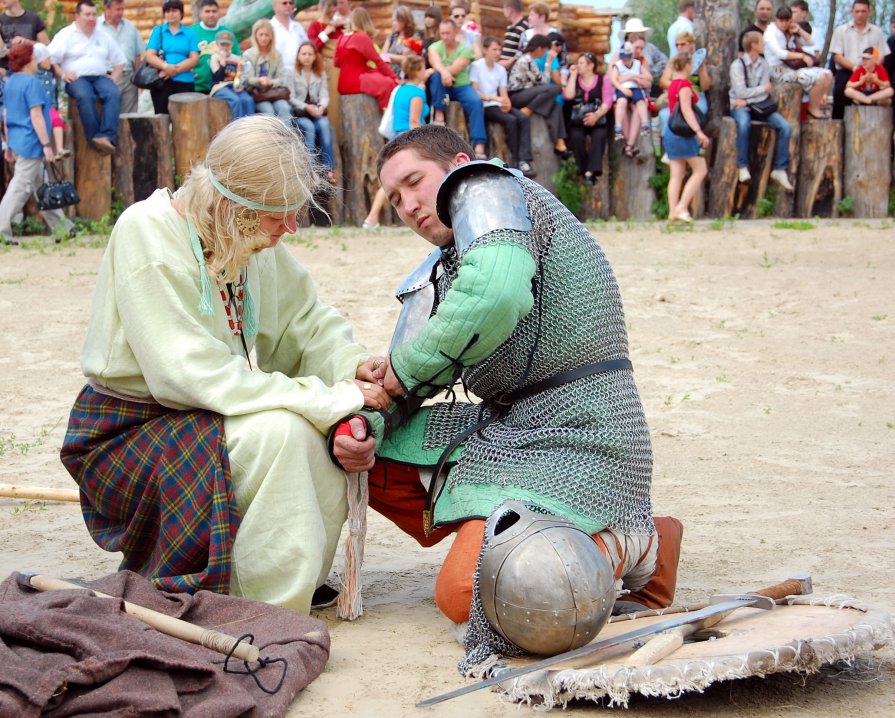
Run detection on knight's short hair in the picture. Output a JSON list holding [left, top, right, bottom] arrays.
[[377, 125, 474, 176]]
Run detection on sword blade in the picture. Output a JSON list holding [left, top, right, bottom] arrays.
[[416, 598, 757, 707]]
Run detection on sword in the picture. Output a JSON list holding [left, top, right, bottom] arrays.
[[417, 575, 812, 707]]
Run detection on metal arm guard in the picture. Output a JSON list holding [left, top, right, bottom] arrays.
[[435, 160, 532, 256]]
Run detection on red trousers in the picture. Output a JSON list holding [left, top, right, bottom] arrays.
[[367, 461, 683, 623]]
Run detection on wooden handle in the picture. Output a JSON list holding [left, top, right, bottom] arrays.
[[624, 628, 687, 667], [751, 577, 808, 601], [26, 575, 260, 663], [0, 484, 80, 502]]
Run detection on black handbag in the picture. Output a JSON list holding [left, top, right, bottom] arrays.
[[569, 74, 606, 126], [747, 96, 779, 120], [739, 59, 778, 119], [132, 39, 164, 90], [668, 100, 705, 138], [37, 163, 79, 211]]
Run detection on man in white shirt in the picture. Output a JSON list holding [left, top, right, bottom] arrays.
[[98, 0, 144, 113], [763, 5, 831, 119], [272, 0, 308, 76], [48, 0, 125, 153], [830, 0, 891, 118], [666, 0, 695, 58]]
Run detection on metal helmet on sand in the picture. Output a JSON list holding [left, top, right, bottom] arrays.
[[478, 501, 616, 655]]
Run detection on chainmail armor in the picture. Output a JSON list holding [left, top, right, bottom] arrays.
[[426, 177, 654, 536]]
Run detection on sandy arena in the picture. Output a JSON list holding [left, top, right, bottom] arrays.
[[1, 218, 893, 716]]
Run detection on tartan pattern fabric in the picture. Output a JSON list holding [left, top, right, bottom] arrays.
[[60, 385, 240, 595]]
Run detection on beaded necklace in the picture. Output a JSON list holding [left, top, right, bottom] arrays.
[[220, 269, 248, 336]]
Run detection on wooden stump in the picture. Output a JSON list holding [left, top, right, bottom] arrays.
[[772, 84, 803, 217], [708, 116, 738, 217], [338, 94, 387, 226], [579, 149, 610, 220], [168, 93, 211, 183], [708, 116, 775, 219], [70, 101, 111, 221], [486, 120, 509, 164], [609, 131, 655, 220], [113, 114, 174, 207], [445, 101, 470, 144], [525, 115, 560, 195], [796, 119, 843, 218], [208, 98, 232, 140], [843, 105, 893, 218]]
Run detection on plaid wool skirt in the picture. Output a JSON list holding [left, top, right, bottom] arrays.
[[60, 384, 240, 595]]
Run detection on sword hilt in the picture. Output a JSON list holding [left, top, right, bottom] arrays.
[[749, 574, 812, 601]]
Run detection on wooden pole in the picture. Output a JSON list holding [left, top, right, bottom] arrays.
[[0, 484, 80, 502]]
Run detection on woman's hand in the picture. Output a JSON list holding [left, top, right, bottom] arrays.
[[43, 145, 55, 163], [696, 130, 710, 149], [159, 63, 173, 79], [583, 111, 597, 127], [332, 416, 376, 472], [354, 379, 392, 410]]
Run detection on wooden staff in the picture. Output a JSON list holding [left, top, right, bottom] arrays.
[[17, 573, 261, 663], [0, 484, 80, 502]]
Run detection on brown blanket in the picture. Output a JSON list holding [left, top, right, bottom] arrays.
[[0, 571, 330, 717]]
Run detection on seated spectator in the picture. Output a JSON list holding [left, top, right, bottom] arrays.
[[563, 51, 613, 184], [448, 0, 482, 59], [844, 46, 893, 105], [334, 6, 397, 111], [363, 53, 430, 229], [763, 5, 832, 119], [243, 18, 292, 122], [34, 43, 69, 158], [308, 0, 348, 54], [272, 0, 308, 72], [471, 35, 534, 176], [620, 17, 666, 95], [0, 41, 74, 246], [209, 30, 255, 120], [192, 0, 239, 96], [508, 34, 570, 158], [98, 0, 145, 115], [519, 2, 557, 51], [729, 32, 794, 190], [427, 18, 487, 158], [47, 0, 124, 154], [290, 41, 335, 185], [610, 41, 650, 157], [663, 52, 709, 224], [422, 4, 443, 67], [384, 5, 423, 77], [143, 0, 199, 115], [830, 0, 890, 120]]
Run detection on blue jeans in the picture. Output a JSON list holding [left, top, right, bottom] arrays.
[[731, 106, 792, 170], [294, 115, 335, 170], [427, 75, 487, 146], [256, 98, 292, 122], [214, 86, 255, 119], [65, 75, 121, 143]]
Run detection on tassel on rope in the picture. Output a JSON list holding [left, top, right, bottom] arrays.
[[337, 470, 369, 620]]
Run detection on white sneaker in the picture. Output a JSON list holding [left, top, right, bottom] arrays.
[[770, 169, 794, 191], [737, 167, 751, 183]]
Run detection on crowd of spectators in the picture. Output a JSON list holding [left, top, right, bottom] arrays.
[[2, 0, 895, 241]]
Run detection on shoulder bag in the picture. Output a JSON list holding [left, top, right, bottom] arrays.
[[569, 74, 606, 126], [37, 162, 80, 211], [132, 29, 164, 90], [668, 85, 705, 137], [740, 59, 778, 120], [249, 85, 290, 102]]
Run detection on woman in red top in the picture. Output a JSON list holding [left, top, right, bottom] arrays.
[[334, 6, 397, 110], [662, 53, 709, 224]]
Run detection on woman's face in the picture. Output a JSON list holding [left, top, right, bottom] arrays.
[[256, 27, 272, 50], [632, 39, 645, 58], [576, 55, 594, 74], [528, 9, 545, 26], [298, 45, 316, 68], [256, 210, 300, 248], [164, 8, 183, 24]]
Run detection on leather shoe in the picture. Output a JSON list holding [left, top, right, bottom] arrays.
[[91, 137, 115, 154]]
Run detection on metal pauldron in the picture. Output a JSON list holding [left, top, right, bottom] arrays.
[[435, 160, 532, 256]]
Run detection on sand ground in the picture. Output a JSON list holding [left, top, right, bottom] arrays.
[[1, 218, 893, 716]]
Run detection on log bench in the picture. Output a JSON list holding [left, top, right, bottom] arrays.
[[70, 102, 111, 221], [796, 120, 843, 218], [709, 116, 776, 219], [610, 131, 655, 220], [168, 93, 232, 184], [113, 114, 174, 206]]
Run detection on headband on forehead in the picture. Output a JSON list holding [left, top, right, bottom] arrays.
[[206, 168, 305, 212]]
